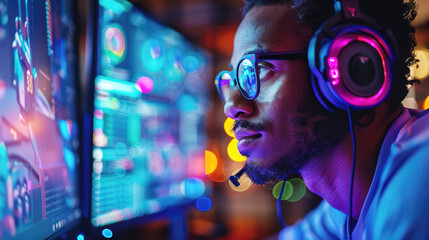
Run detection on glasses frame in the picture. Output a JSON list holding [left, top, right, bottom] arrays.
[[215, 50, 307, 102]]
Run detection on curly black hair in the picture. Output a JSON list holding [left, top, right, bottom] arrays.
[[243, 0, 417, 108]]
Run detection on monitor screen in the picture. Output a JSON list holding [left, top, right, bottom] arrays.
[[0, 0, 81, 239], [86, 0, 209, 229]]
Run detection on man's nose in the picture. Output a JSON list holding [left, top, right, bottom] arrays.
[[223, 88, 254, 120]]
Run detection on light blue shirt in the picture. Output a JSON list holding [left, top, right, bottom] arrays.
[[279, 108, 429, 240]]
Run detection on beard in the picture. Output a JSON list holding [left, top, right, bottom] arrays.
[[242, 92, 349, 185]]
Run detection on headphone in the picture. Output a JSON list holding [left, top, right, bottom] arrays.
[[308, 0, 398, 112]]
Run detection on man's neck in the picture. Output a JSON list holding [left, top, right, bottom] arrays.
[[300, 104, 403, 219]]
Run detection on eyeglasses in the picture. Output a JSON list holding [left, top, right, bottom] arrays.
[[215, 51, 307, 102]]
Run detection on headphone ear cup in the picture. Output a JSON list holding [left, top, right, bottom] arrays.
[[308, 22, 396, 112]]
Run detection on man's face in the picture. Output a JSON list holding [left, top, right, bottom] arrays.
[[225, 5, 347, 184]]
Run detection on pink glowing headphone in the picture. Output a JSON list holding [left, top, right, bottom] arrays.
[[308, 0, 398, 112]]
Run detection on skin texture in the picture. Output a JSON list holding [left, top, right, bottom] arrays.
[[224, 5, 403, 218]]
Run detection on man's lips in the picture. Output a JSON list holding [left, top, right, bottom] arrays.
[[234, 128, 262, 151], [234, 128, 262, 141]]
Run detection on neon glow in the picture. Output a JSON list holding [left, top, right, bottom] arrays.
[[327, 57, 340, 84], [329, 69, 340, 81], [95, 76, 142, 98], [327, 32, 392, 107], [328, 57, 338, 68], [205, 150, 218, 175]]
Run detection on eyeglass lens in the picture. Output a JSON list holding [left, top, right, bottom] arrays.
[[238, 58, 258, 99]]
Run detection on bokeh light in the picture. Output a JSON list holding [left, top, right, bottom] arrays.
[[108, 97, 120, 110], [196, 196, 212, 212], [272, 181, 293, 200], [177, 94, 199, 112], [93, 148, 103, 161], [227, 139, 246, 162], [228, 172, 251, 192], [76, 234, 85, 240], [424, 96, 429, 110], [135, 76, 154, 93], [164, 49, 185, 82], [287, 178, 307, 202], [205, 150, 218, 175], [224, 118, 235, 137], [104, 25, 126, 65], [102, 228, 113, 238], [58, 119, 73, 141], [141, 39, 165, 72], [187, 150, 206, 178], [181, 177, 205, 199], [93, 130, 108, 147], [182, 52, 202, 73], [413, 49, 429, 80]]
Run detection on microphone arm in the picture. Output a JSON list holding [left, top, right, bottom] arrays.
[[229, 166, 247, 187]]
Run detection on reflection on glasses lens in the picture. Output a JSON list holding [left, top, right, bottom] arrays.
[[218, 72, 233, 102], [238, 59, 257, 99]]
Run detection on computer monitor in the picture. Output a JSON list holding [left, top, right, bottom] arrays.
[[0, 0, 81, 239], [82, 0, 210, 237]]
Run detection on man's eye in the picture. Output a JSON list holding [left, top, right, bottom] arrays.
[[258, 62, 275, 80]]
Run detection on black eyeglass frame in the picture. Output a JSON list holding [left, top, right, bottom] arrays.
[[215, 50, 307, 102]]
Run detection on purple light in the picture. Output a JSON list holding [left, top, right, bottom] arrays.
[[136, 76, 154, 94], [329, 69, 339, 80], [326, 28, 393, 107], [328, 57, 338, 68]]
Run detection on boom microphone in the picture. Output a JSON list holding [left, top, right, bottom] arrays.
[[229, 166, 247, 187]]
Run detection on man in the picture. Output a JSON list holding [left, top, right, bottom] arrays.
[[215, 0, 429, 239]]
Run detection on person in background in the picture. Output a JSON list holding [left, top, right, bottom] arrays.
[[215, 0, 429, 238]]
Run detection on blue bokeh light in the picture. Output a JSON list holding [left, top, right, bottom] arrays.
[[102, 228, 113, 238], [182, 52, 201, 73], [141, 39, 165, 72], [196, 196, 212, 212], [77, 234, 85, 240], [177, 94, 199, 112], [181, 177, 205, 199]]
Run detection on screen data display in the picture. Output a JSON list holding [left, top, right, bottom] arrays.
[[91, 0, 209, 227], [0, 0, 81, 239]]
